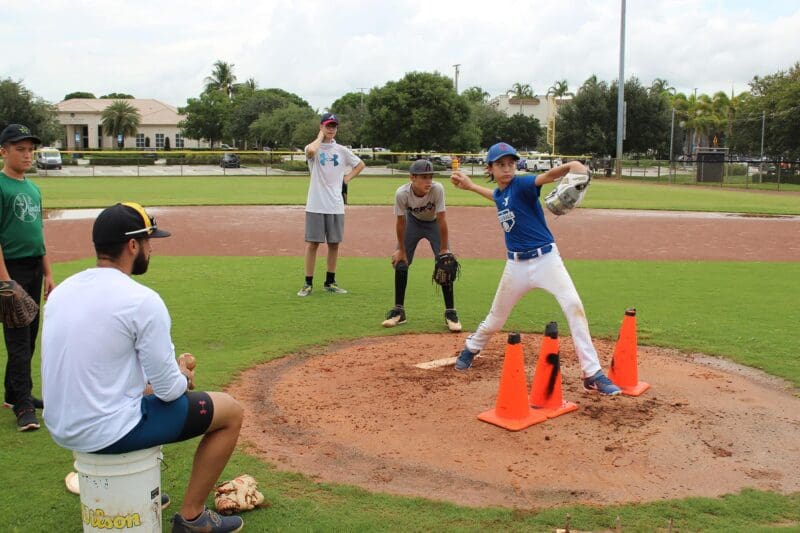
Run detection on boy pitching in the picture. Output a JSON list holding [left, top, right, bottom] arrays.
[[298, 113, 365, 297], [382, 159, 461, 332], [450, 142, 620, 395]]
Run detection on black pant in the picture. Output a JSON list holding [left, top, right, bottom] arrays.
[[3, 257, 43, 410]]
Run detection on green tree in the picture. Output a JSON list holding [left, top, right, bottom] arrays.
[[100, 100, 141, 149], [556, 76, 615, 156], [729, 62, 800, 159], [497, 113, 543, 151], [249, 104, 317, 149], [204, 60, 237, 98], [672, 92, 716, 154], [227, 88, 311, 148], [461, 86, 490, 105], [0, 79, 61, 145], [547, 80, 573, 97], [100, 92, 134, 99], [63, 91, 96, 100], [179, 91, 231, 148], [364, 71, 471, 151], [329, 91, 369, 148]]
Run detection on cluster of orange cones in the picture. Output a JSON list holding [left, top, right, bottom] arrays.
[[479, 308, 650, 431]]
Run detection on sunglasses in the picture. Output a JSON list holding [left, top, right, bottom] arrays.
[[121, 202, 158, 237]]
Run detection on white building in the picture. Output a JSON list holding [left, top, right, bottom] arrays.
[[55, 98, 207, 150]]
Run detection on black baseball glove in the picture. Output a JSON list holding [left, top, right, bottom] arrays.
[[432, 252, 460, 286]]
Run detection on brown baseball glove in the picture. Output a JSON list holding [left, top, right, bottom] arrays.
[[214, 474, 265, 515], [0, 280, 38, 328], [432, 252, 460, 286]]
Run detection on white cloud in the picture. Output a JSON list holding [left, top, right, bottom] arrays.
[[1, 0, 798, 110]]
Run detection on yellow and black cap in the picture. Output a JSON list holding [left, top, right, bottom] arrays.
[[92, 202, 171, 245]]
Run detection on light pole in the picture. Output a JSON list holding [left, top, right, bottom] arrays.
[[614, 0, 626, 178], [452, 64, 461, 94], [668, 107, 675, 183]]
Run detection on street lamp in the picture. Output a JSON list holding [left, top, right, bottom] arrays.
[[452, 64, 461, 94]]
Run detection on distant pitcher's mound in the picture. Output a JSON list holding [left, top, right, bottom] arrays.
[[230, 334, 800, 508]]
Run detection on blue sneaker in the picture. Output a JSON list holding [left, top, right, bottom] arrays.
[[583, 370, 622, 396], [455, 347, 479, 371], [171, 507, 243, 532]]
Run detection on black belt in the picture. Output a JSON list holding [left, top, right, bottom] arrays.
[[507, 244, 553, 261]]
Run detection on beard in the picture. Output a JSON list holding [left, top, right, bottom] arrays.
[[131, 245, 150, 275]]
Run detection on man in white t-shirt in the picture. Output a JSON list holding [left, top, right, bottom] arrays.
[[297, 112, 365, 297], [42, 203, 245, 533]]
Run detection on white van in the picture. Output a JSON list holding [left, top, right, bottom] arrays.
[[525, 155, 561, 172], [36, 148, 62, 170]]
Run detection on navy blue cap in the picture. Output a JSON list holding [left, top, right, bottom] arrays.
[[0, 124, 41, 145], [320, 112, 339, 125], [486, 142, 519, 163]]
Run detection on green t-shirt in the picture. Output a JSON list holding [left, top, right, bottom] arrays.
[[0, 171, 46, 259]]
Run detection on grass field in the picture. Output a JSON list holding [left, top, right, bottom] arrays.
[[34, 175, 800, 215], [1, 178, 799, 531]]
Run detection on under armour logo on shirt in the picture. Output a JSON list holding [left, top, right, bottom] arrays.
[[320, 153, 339, 166]]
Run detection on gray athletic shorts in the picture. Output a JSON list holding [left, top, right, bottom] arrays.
[[305, 212, 345, 243], [399, 214, 441, 266]]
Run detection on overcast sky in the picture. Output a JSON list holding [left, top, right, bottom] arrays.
[[2, 0, 798, 111]]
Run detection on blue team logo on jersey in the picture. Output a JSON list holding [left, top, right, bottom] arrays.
[[498, 208, 515, 232], [320, 152, 339, 166]]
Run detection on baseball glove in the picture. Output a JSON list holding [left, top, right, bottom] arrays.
[[214, 474, 265, 515], [544, 171, 591, 216], [432, 252, 460, 286], [0, 280, 38, 328]]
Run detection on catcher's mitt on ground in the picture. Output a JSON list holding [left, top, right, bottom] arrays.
[[432, 252, 460, 286], [214, 474, 265, 515], [544, 171, 591, 216], [0, 280, 38, 328]]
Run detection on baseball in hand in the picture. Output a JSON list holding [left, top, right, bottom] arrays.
[[181, 353, 197, 371]]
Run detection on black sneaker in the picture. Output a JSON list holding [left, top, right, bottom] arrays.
[[381, 306, 407, 328], [4, 397, 44, 410], [15, 407, 40, 432], [171, 507, 243, 532]]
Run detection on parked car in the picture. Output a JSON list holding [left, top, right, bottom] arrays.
[[220, 143, 237, 150], [220, 152, 241, 168], [516, 158, 527, 171], [463, 155, 485, 164], [430, 155, 452, 167], [36, 147, 62, 169], [525, 157, 551, 172]]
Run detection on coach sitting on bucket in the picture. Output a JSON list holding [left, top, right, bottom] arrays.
[[41, 202, 245, 533]]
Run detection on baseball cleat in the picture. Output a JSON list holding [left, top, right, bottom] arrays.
[[15, 408, 40, 432], [444, 309, 462, 332], [324, 283, 348, 294], [382, 307, 407, 328], [455, 347, 479, 371], [297, 284, 312, 297], [583, 370, 622, 396]]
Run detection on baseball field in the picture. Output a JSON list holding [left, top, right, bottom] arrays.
[[2, 176, 799, 531]]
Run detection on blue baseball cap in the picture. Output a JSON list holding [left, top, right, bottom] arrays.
[[486, 142, 519, 163]]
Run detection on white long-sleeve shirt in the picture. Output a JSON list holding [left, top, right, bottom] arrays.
[[42, 267, 186, 452]]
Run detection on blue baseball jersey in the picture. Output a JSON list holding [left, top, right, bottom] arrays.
[[492, 175, 554, 252]]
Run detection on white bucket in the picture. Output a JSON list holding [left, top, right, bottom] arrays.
[[73, 446, 163, 532]]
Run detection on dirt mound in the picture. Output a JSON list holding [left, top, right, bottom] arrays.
[[230, 333, 800, 508]]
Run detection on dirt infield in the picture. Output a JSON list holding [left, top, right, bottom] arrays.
[[44, 206, 800, 508]]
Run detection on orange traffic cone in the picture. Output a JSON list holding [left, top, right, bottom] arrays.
[[608, 308, 650, 396], [529, 322, 578, 419], [478, 332, 547, 431]]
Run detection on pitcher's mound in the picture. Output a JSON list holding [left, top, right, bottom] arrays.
[[231, 333, 800, 508]]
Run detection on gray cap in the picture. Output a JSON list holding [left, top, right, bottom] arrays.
[[409, 159, 435, 175]]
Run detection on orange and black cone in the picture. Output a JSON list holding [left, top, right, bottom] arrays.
[[608, 308, 650, 396], [529, 322, 578, 419], [478, 332, 547, 431]]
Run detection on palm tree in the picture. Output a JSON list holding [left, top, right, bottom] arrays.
[[547, 79, 573, 97], [673, 92, 717, 154], [204, 60, 237, 98], [508, 83, 535, 113], [649, 78, 676, 97], [100, 100, 141, 149]]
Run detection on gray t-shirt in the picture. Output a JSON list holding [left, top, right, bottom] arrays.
[[393, 181, 445, 222]]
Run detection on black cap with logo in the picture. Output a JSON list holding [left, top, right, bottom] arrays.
[[92, 203, 171, 245], [0, 124, 41, 145]]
